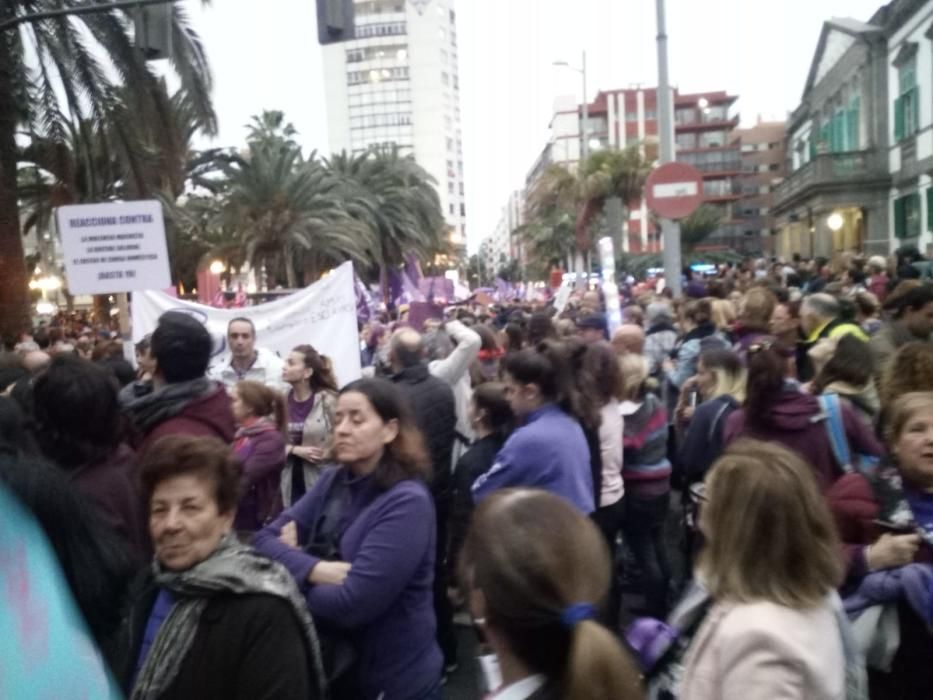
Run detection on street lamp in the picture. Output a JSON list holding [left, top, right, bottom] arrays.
[[553, 51, 590, 165], [209, 260, 225, 275], [827, 212, 844, 232]]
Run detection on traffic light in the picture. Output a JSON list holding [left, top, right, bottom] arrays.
[[134, 4, 172, 60], [316, 0, 355, 45]]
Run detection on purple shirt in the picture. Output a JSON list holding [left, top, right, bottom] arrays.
[[286, 391, 315, 445], [253, 467, 442, 699]]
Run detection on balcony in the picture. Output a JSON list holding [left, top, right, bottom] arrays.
[[772, 150, 890, 213]]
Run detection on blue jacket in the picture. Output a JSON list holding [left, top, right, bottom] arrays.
[[471, 404, 594, 513]]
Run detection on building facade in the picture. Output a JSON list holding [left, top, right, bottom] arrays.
[[731, 120, 788, 253], [886, 0, 933, 251], [317, 0, 466, 247], [527, 86, 745, 254], [772, 16, 892, 258]]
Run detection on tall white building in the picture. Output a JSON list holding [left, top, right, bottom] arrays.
[[318, 0, 466, 247]]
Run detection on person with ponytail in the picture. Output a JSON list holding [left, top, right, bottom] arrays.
[[231, 380, 288, 533], [471, 343, 594, 514], [722, 337, 881, 490], [461, 489, 644, 700], [281, 344, 339, 506]]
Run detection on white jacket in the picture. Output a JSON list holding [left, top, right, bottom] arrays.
[[428, 320, 481, 443], [208, 346, 287, 393]]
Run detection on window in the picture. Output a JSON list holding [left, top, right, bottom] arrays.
[[449, 203, 455, 215], [448, 182, 455, 193], [446, 137, 454, 151], [441, 72, 449, 86], [769, 163, 780, 171], [928, 187, 933, 232], [459, 182, 464, 195], [355, 21, 407, 38], [699, 130, 726, 148], [894, 192, 922, 238], [625, 111, 637, 121], [346, 44, 409, 63], [676, 133, 696, 149], [894, 52, 919, 141], [460, 203, 466, 217]]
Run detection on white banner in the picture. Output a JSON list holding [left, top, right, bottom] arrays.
[[132, 262, 362, 388]]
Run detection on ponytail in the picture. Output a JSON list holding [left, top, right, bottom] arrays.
[[271, 391, 287, 436], [744, 338, 793, 430], [565, 620, 644, 700]]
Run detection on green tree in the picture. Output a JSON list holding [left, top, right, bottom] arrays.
[[680, 204, 725, 252], [0, 1, 216, 343], [218, 129, 371, 289], [325, 146, 447, 298], [578, 146, 651, 253]]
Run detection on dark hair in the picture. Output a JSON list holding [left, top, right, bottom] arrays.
[[472, 382, 514, 442], [98, 357, 136, 387], [134, 334, 152, 355], [293, 344, 339, 393], [338, 378, 430, 489], [812, 334, 874, 394], [0, 396, 38, 456], [151, 311, 212, 383], [140, 435, 242, 515], [890, 285, 933, 319], [473, 324, 501, 352], [503, 322, 525, 352], [503, 346, 565, 403], [700, 346, 743, 379], [527, 311, 556, 345], [0, 452, 136, 658], [228, 317, 256, 336], [744, 337, 795, 430], [581, 341, 623, 405], [0, 366, 27, 393], [91, 340, 123, 363], [235, 380, 287, 434], [32, 355, 123, 469]]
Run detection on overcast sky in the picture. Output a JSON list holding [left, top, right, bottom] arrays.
[[183, 0, 883, 253]]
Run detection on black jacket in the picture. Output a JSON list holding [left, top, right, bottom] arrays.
[[449, 435, 504, 580], [679, 394, 739, 485], [117, 573, 317, 700], [391, 364, 457, 497]]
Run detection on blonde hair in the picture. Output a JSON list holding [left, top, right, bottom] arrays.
[[699, 440, 843, 608], [700, 348, 747, 403], [618, 353, 649, 402], [710, 298, 736, 331], [462, 490, 643, 700]]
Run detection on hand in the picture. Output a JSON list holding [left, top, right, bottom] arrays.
[[678, 405, 695, 423], [662, 358, 675, 373], [309, 560, 352, 586], [293, 445, 326, 462], [279, 521, 298, 548], [866, 533, 921, 571]]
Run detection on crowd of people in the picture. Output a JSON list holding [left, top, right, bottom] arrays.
[[1, 250, 932, 699]]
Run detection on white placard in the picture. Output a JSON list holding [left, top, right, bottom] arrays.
[[132, 262, 363, 388], [57, 200, 171, 295]]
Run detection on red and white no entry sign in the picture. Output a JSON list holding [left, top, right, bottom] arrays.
[[645, 162, 704, 220]]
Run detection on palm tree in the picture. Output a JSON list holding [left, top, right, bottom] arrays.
[[325, 146, 447, 299], [218, 128, 371, 289], [0, 1, 215, 344], [578, 146, 652, 255], [680, 204, 724, 252]]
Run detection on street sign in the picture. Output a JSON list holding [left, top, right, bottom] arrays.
[[645, 162, 704, 220], [57, 200, 171, 295]]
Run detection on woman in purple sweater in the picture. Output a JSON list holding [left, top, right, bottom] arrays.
[[253, 378, 442, 700], [231, 380, 287, 533]]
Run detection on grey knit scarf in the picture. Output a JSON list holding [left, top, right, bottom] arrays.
[[131, 533, 326, 700], [125, 377, 213, 433]]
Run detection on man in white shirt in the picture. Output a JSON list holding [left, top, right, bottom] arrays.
[[208, 318, 286, 392]]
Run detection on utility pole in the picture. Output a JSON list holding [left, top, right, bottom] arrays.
[[656, 0, 683, 296]]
